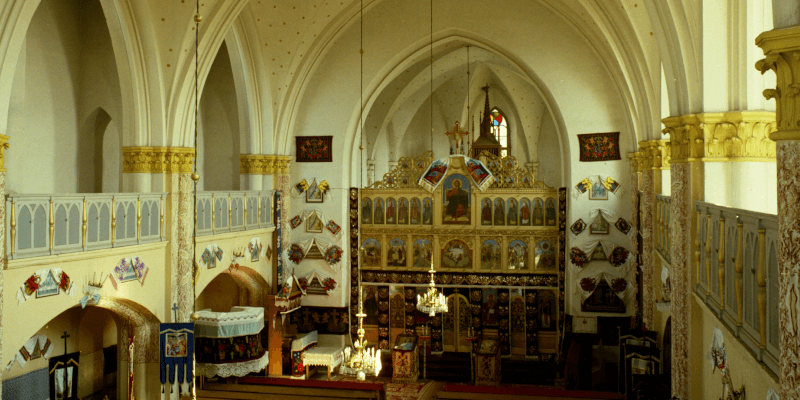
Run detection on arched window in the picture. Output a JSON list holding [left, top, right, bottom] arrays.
[[490, 108, 509, 156]]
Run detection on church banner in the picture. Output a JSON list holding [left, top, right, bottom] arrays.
[[159, 323, 194, 386]]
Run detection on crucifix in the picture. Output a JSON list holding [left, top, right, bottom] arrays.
[[61, 330, 70, 398], [172, 303, 179, 323]]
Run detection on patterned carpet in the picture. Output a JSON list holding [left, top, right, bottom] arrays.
[[385, 382, 428, 400]]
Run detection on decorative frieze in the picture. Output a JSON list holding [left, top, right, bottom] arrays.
[[239, 155, 292, 175], [662, 112, 776, 163], [122, 147, 195, 173]]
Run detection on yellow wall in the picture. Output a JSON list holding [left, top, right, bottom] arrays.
[[693, 293, 778, 399]]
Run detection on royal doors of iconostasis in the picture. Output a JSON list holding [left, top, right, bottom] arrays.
[[442, 293, 471, 352]]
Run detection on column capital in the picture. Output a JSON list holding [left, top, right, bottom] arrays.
[[627, 152, 641, 173], [239, 155, 291, 175], [663, 112, 776, 162], [0, 134, 10, 172], [122, 147, 195, 173], [638, 139, 671, 170], [757, 27, 800, 140]]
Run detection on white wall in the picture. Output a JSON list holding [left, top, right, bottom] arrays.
[[6, 0, 122, 194], [198, 42, 241, 192]]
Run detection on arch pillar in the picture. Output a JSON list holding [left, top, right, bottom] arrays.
[[0, 134, 9, 398], [757, 26, 800, 399]]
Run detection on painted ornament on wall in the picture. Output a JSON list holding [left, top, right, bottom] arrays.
[[201, 244, 223, 269], [296, 136, 333, 162], [577, 132, 621, 161], [248, 237, 263, 262]]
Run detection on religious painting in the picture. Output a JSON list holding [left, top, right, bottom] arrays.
[[577, 132, 621, 162], [481, 198, 492, 225], [363, 285, 380, 325], [480, 239, 501, 270], [289, 215, 303, 229], [398, 198, 409, 224], [442, 174, 471, 225], [508, 239, 528, 270], [386, 197, 397, 224], [387, 238, 407, 267], [374, 198, 384, 224], [306, 212, 324, 233], [589, 181, 608, 200], [410, 198, 421, 224], [165, 332, 189, 357], [482, 289, 499, 326], [296, 136, 333, 162], [326, 220, 341, 236], [466, 158, 493, 188], [535, 240, 556, 270], [306, 180, 324, 203], [413, 238, 432, 268], [49, 352, 80, 400], [493, 198, 505, 225], [590, 215, 610, 234], [390, 292, 405, 329], [362, 238, 381, 266], [539, 290, 556, 329], [441, 239, 472, 268], [520, 199, 531, 225], [615, 218, 631, 235], [420, 159, 449, 188], [507, 198, 518, 226], [295, 179, 309, 194], [37, 270, 59, 298], [422, 198, 433, 225], [533, 198, 544, 226], [545, 198, 557, 226]]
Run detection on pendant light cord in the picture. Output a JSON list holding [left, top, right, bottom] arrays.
[[429, 0, 433, 155], [191, 0, 200, 319]]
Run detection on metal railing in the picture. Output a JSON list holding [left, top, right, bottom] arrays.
[[195, 190, 275, 236], [694, 201, 779, 376], [7, 193, 167, 260], [654, 194, 671, 264]]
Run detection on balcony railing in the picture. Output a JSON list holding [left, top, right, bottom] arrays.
[[7, 193, 167, 260], [654, 194, 671, 264], [694, 201, 779, 376], [195, 190, 275, 236]]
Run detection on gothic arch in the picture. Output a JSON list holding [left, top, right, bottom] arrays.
[[195, 265, 270, 309]]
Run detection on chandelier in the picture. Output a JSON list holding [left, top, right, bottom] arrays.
[[342, 249, 382, 380], [417, 261, 448, 317]]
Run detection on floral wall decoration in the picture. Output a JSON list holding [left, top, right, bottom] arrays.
[[298, 271, 337, 295], [569, 240, 633, 269], [608, 247, 630, 267], [112, 257, 149, 286], [286, 238, 344, 271], [201, 244, 224, 269], [17, 268, 77, 304], [248, 237, 263, 262], [577, 274, 631, 300], [6, 335, 54, 370]]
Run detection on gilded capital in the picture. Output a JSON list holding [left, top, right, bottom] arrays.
[[663, 112, 775, 162], [756, 26, 800, 140], [122, 147, 195, 173], [627, 152, 641, 173], [239, 155, 291, 175], [0, 134, 10, 172]]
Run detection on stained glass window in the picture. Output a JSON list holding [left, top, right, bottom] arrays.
[[490, 108, 509, 156]]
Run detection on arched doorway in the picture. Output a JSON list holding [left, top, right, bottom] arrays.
[[442, 293, 471, 352]]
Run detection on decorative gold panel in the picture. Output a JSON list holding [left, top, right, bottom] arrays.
[[240, 154, 292, 175], [122, 147, 195, 173], [662, 112, 776, 163], [369, 152, 434, 189], [477, 153, 551, 189]]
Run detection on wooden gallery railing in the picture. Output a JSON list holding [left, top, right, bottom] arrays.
[[6, 193, 167, 260], [654, 194, 671, 264], [694, 201, 779, 376], [195, 190, 275, 236]]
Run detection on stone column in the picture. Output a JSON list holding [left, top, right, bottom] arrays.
[[756, 27, 800, 399], [122, 147, 195, 322], [627, 153, 641, 323], [273, 157, 291, 285], [637, 142, 655, 330], [0, 134, 8, 399]]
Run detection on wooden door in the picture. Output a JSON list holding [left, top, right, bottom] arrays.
[[443, 293, 472, 352]]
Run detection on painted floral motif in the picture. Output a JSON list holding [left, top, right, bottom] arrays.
[[324, 245, 343, 265], [608, 247, 630, 267], [288, 244, 305, 264], [58, 271, 71, 291], [570, 247, 589, 267], [24, 275, 40, 296], [580, 277, 597, 292], [611, 278, 627, 293]]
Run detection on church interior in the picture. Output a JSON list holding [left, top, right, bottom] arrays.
[[1, 0, 799, 399]]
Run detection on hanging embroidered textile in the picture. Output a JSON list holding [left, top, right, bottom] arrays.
[[6, 335, 53, 370], [49, 352, 80, 400], [201, 244, 224, 269], [111, 257, 149, 285], [159, 323, 194, 391], [17, 268, 77, 304], [573, 175, 624, 198], [286, 238, 344, 271], [577, 132, 621, 161], [287, 209, 343, 240], [248, 237, 263, 262]]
